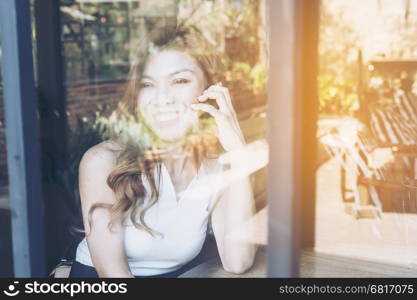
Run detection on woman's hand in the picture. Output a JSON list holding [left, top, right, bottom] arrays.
[[191, 83, 256, 274], [190, 83, 246, 152]]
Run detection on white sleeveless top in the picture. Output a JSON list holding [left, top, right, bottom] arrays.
[[75, 159, 223, 276]]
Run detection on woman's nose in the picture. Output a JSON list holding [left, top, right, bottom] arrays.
[[155, 86, 173, 105]]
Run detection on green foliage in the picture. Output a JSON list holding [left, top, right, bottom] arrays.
[[319, 75, 359, 114], [319, 1, 361, 115], [224, 60, 267, 96]]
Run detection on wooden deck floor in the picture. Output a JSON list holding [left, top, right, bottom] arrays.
[[315, 158, 417, 270]]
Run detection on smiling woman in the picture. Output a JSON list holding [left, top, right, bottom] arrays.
[[66, 25, 257, 278], [137, 50, 207, 141]]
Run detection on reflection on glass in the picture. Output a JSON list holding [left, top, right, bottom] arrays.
[[316, 0, 417, 276], [52, 0, 268, 278]]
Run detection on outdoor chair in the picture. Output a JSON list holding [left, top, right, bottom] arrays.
[[320, 90, 417, 219]]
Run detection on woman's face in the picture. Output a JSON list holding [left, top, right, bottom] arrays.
[[137, 49, 207, 142]]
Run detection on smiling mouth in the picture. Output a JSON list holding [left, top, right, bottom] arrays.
[[153, 112, 179, 125]]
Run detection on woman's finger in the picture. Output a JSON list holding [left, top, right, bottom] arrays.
[[190, 103, 223, 119], [205, 85, 235, 116], [204, 85, 240, 134], [197, 91, 229, 114]]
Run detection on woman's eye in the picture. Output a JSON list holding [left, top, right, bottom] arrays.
[[139, 82, 153, 88], [173, 78, 190, 85]]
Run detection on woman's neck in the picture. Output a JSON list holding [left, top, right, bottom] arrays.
[[162, 151, 190, 176]]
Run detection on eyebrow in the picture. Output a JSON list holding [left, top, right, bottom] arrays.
[[141, 68, 195, 79]]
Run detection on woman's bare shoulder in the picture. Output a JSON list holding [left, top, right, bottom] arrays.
[[80, 140, 123, 170]]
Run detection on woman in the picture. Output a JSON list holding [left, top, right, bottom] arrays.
[[69, 25, 257, 278]]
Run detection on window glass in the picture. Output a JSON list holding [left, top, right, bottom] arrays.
[[316, 0, 417, 276], [53, 0, 268, 277]]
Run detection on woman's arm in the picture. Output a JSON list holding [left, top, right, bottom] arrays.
[[191, 83, 257, 274], [78, 144, 134, 278], [210, 163, 257, 274]]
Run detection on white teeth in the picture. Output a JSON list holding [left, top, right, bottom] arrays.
[[155, 113, 178, 122]]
